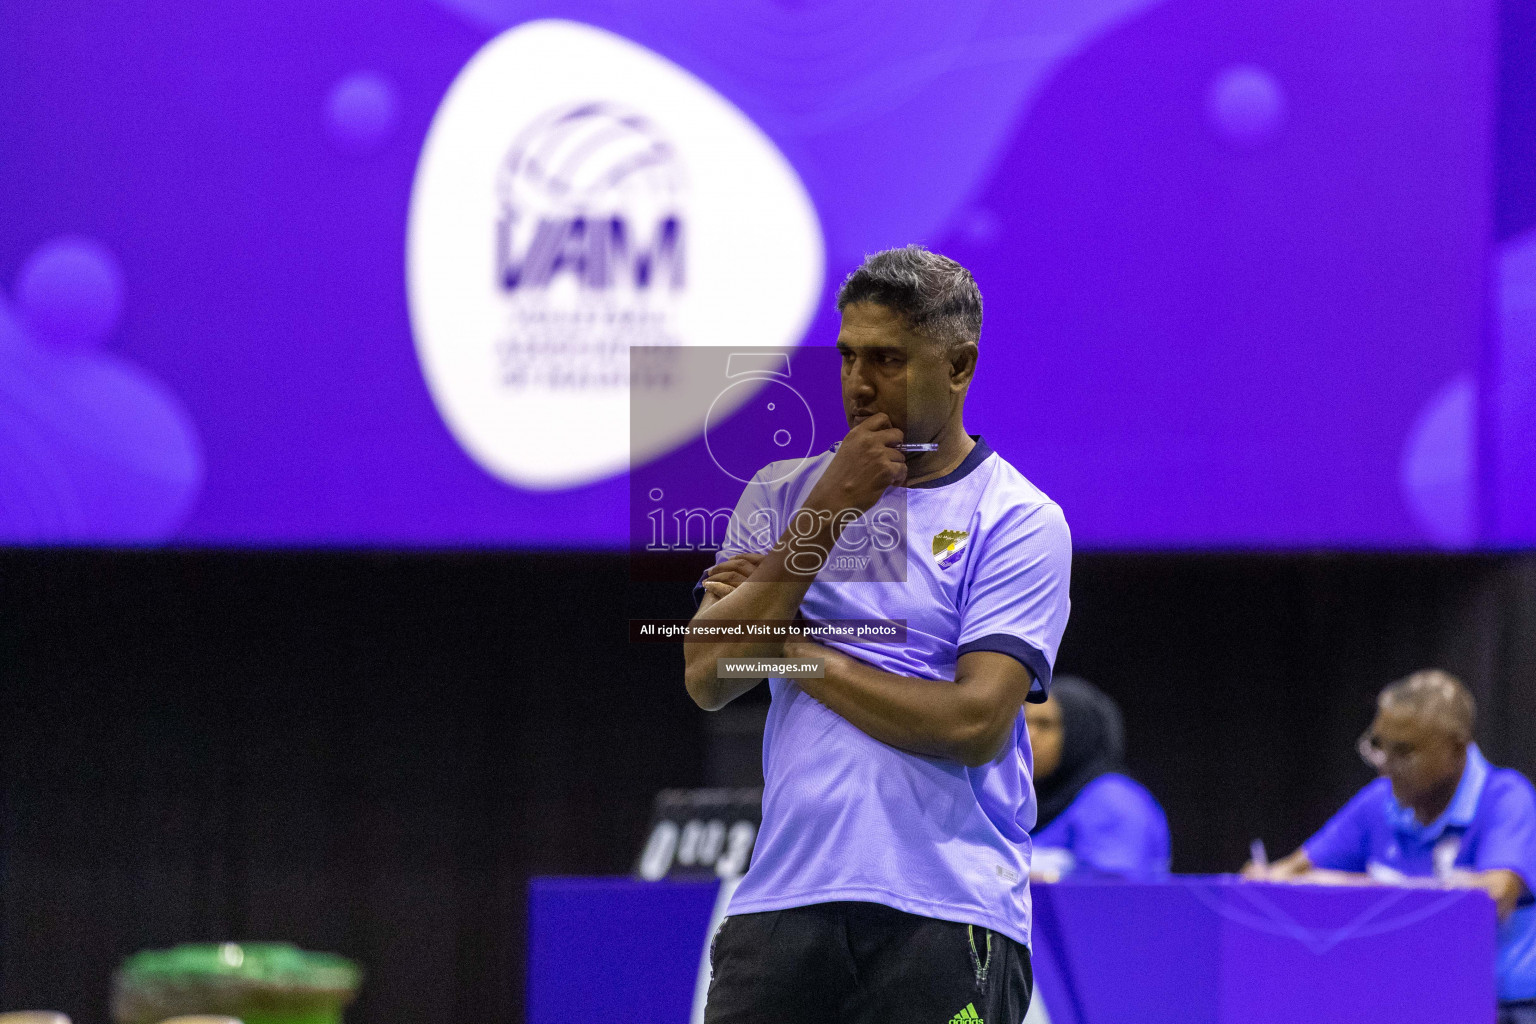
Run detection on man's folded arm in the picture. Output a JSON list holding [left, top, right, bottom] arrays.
[[683, 535, 834, 710], [791, 642, 1034, 768]]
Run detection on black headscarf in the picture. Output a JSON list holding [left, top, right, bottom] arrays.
[[1031, 676, 1127, 835]]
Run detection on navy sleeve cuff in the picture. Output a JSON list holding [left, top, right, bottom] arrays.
[[956, 633, 1053, 703]]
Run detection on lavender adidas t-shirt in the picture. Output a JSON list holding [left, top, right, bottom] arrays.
[[701, 436, 1072, 947]]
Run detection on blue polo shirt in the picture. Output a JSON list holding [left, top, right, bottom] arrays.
[[1304, 745, 1536, 1002], [1031, 773, 1171, 880], [698, 436, 1072, 949]]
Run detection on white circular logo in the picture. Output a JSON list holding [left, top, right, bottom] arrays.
[[407, 19, 824, 490]]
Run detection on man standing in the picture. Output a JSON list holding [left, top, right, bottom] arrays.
[[1247, 670, 1536, 1024], [684, 246, 1071, 1024]]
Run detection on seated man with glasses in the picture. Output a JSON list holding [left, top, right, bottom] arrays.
[[1244, 669, 1536, 1024]]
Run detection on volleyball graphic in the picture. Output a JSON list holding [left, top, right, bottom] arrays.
[[407, 19, 824, 491], [497, 102, 684, 218], [495, 102, 686, 294]]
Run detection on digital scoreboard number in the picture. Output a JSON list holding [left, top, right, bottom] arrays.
[[634, 787, 762, 881]]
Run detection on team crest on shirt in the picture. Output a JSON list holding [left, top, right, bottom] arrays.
[[932, 530, 970, 568]]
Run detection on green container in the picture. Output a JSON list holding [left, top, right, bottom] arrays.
[[112, 943, 361, 1024]]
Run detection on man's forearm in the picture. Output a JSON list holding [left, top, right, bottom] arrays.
[[683, 567, 815, 710], [792, 641, 1015, 767], [1452, 868, 1526, 919], [683, 508, 846, 708]]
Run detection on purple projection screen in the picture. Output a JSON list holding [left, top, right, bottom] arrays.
[[1, 0, 1526, 548]]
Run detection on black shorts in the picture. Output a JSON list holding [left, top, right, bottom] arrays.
[[703, 901, 1033, 1024]]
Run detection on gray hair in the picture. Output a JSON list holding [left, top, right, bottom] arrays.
[[835, 245, 982, 354], [1379, 669, 1476, 743]]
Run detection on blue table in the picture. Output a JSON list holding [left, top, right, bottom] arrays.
[[528, 876, 1497, 1024]]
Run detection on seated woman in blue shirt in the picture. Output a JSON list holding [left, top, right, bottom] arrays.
[[1245, 669, 1536, 1024], [1026, 675, 1171, 880]]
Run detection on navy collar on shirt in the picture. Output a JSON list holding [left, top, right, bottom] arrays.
[[1387, 743, 1489, 841], [908, 434, 994, 489]]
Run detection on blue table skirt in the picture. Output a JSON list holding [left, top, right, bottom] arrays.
[[529, 875, 1496, 1024]]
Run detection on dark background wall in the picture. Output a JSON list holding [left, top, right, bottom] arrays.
[[2, 551, 1534, 1024]]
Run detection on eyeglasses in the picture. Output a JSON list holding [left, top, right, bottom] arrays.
[[1357, 730, 1420, 771]]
